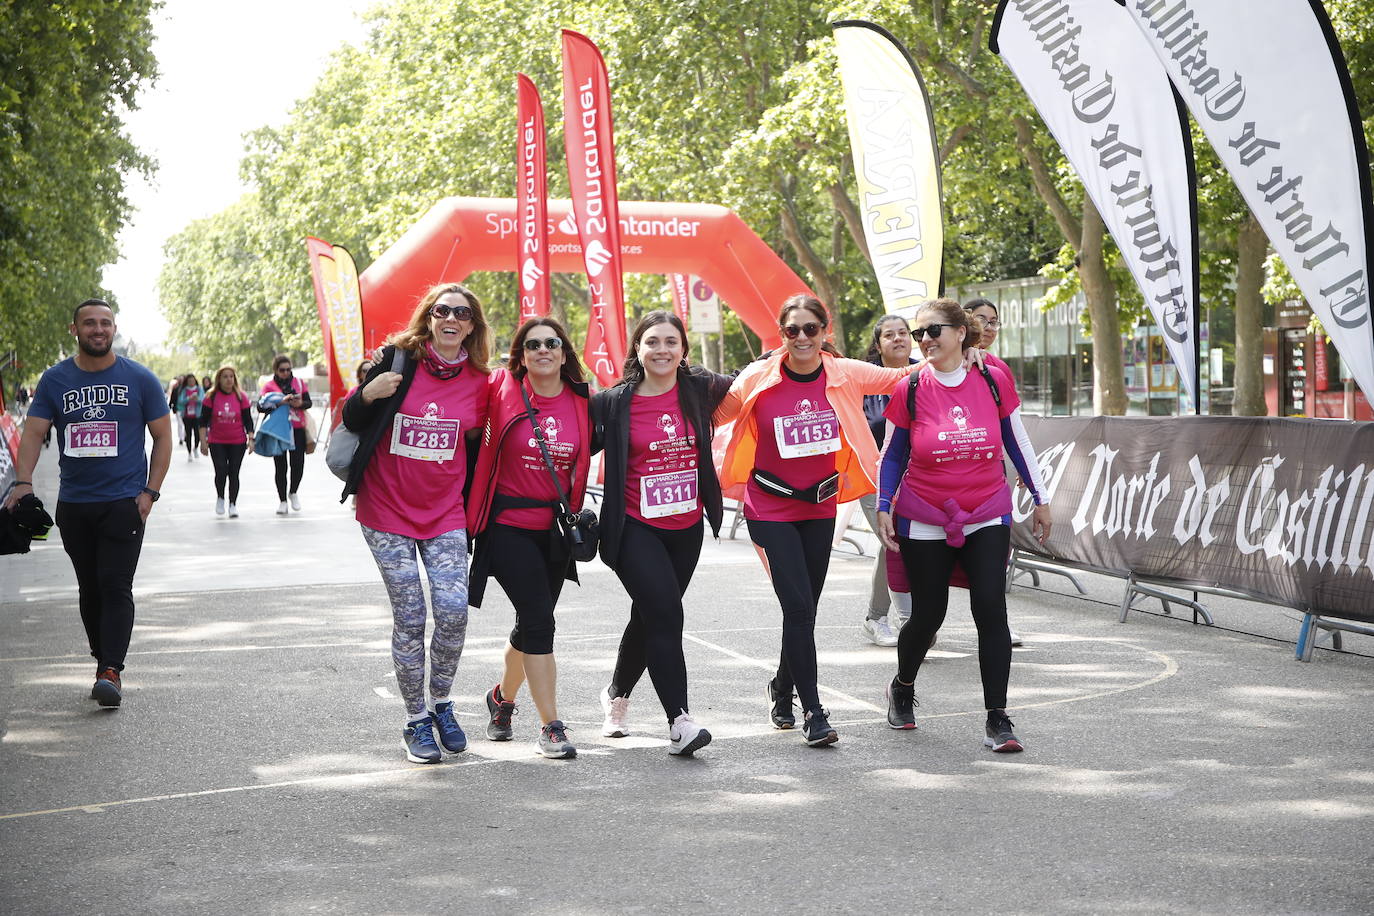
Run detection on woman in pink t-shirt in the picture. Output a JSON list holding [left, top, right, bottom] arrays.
[[965, 296, 1024, 648], [875, 299, 1052, 753], [589, 311, 734, 758], [337, 283, 492, 765], [466, 317, 588, 760], [715, 295, 914, 748], [197, 366, 253, 517]]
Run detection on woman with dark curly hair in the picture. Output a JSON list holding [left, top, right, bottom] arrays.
[[468, 316, 590, 760]]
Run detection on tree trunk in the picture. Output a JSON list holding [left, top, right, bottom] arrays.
[[1080, 197, 1128, 415], [1232, 211, 1268, 416]]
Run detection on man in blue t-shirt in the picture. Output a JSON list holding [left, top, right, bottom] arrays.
[[5, 299, 173, 707]]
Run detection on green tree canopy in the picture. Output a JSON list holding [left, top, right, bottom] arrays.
[[0, 0, 158, 378]]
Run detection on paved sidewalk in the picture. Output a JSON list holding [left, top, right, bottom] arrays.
[[2, 439, 1371, 913]]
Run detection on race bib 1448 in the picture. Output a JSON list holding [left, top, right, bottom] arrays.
[[65, 421, 118, 458]]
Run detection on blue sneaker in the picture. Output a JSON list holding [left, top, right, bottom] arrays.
[[432, 701, 467, 754], [403, 715, 441, 764]]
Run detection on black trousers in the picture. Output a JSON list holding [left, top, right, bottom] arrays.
[[895, 524, 1013, 710], [609, 518, 703, 722], [208, 442, 247, 502], [55, 498, 146, 671], [746, 516, 835, 715], [488, 523, 567, 655], [181, 416, 200, 455], [272, 428, 307, 500]]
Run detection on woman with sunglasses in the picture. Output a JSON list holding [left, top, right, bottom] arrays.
[[875, 299, 1051, 753], [260, 354, 313, 515], [591, 311, 733, 757], [198, 366, 253, 517], [716, 294, 915, 747], [963, 297, 1025, 647], [338, 283, 492, 764], [467, 318, 589, 760], [859, 315, 918, 647]]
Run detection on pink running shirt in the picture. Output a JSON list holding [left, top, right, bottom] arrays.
[[625, 388, 703, 530], [356, 366, 489, 539]]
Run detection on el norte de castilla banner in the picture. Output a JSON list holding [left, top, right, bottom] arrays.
[[1123, 0, 1374, 408], [992, 0, 1201, 403], [1012, 415, 1374, 623]]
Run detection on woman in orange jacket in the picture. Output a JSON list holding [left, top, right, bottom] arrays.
[[715, 294, 914, 747]]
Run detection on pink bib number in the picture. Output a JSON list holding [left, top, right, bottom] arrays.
[[640, 469, 698, 519], [66, 421, 118, 458], [390, 413, 460, 462], [773, 408, 840, 459]]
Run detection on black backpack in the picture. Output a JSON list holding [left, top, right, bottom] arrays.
[[905, 363, 1002, 421]]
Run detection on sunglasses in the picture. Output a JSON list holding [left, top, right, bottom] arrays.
[[430, 303, 474, 321], [913, 324, 957, 340], [782, 322, 823, 340], [522, 337, 564, 351]]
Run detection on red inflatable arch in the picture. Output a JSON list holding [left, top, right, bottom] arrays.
[[358, 197, 814, 348]]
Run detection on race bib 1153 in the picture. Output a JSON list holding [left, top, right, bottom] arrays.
[[773, 409, 840, 459]]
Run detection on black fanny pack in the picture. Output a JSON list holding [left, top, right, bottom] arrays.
[[751, 468, 840, 504]]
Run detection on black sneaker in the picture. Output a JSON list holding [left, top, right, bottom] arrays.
[[984, 709, 1024, 753], [485, 684, 516, 742], [767, 678, 795, 730], [802, 708, 838, 747], [885, 679, 917, 730], [536, 720, 577, 759], [92, 668, 122, 708]]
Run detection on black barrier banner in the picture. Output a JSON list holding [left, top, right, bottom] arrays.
[[1010, 416, 1374, 623]]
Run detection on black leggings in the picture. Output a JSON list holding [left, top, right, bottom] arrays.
[[181, 416, 200, 455], [746, 516, 835, 715], [273, 427, 307, 500], [55, 499, 146, 671], [488, 523, 566, 655], [895, 524, 1013, 710], [208, 442, 247, 502], [609, 518, 703, 722]]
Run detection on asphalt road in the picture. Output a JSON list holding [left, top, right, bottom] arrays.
[[2, 435, 1371, 914]]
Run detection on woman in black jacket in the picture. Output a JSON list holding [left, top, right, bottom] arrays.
[[591, 311, 732, 757]]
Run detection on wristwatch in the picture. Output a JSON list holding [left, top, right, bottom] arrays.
[[141, 486, 161, 502]]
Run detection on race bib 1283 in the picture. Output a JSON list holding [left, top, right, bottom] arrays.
[[390, 413, 459, 462]]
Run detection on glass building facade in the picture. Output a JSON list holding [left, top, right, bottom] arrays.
[[950, 276, 1207, 417]]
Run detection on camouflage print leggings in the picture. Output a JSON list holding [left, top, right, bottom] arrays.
[[360, 524, 470, 718]]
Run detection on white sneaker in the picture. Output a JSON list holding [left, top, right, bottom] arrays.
[[1009, 626, 1023, 647], [215, 498, 225, 516], [276, 501, 289, 516], [668, 712, 711, 757], [600, 684, 630, 738], [227, 503, 238, 518], [289, 493, 301, 511], [862, 616, 899, 647]]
